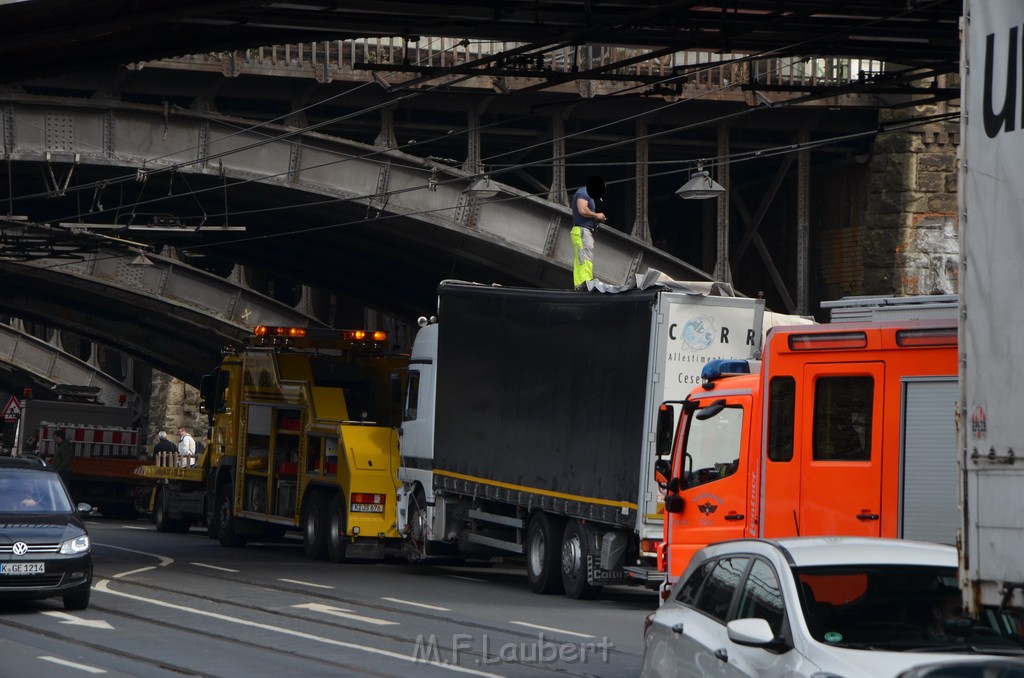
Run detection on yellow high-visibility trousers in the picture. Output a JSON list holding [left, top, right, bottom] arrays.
[[570, 226, 594, 289]]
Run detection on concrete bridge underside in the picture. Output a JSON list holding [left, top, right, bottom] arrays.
[[2, 96, 711, 329]]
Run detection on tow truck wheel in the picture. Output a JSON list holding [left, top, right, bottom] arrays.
[[154, 489, 185, 533], [217, 484, 247, 547], [302, 491, 328, 559], [326, 493, 350, 563], [561, 519, 602, 599], [526, 512, 565, 594]]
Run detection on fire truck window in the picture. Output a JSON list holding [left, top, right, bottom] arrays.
[[767, 376, 795, 462], [735, 559, 785, 635], [683, 405, 743, 488], [813, 376, 873, 461], [693, 556, 750, 623]]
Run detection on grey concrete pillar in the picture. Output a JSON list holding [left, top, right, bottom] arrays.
[[631, 119, 652, 243]]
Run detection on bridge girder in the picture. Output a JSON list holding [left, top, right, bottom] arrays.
[[0, 235, 327, 385], [2, 95, 712, 325]]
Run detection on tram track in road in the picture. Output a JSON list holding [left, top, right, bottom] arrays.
[[90, 571, 632, 677]]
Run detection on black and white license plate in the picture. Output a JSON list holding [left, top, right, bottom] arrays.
[[350, 503, 384, 513], [1, 562, 44, 575]]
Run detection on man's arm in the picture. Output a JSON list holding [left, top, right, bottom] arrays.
[[576, 197, 607, 223]]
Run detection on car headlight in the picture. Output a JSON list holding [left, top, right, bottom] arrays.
[[59, 535, 90, 555]]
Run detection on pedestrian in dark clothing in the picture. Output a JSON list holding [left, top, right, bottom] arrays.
[[153, 430, 176, 462], [52, 430, 73, 489]]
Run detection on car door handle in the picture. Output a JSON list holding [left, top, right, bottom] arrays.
[[856, 512, 880, 521], [671, 623, 684, 635], [715, 648, 729, 662], [724, 513, 744, 521]]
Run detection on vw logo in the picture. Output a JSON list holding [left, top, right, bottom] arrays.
[[12, 541, 28, 556]]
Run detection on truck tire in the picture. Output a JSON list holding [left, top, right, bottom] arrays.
[[561, 519, 603, 599], [526, 512, 565, 594], [154, 489, 186, 534], [326, 493, 349, 563], [217, 484, 247, 547], [302, 491, 328, 559]]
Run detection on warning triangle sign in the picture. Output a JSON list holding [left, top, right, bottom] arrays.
[[3, 396, 21, 422]]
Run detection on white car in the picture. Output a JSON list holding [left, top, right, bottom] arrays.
[[640, 537, 1024, 678]]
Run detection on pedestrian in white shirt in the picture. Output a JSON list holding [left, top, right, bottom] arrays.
[[177, 426, 197, 467]]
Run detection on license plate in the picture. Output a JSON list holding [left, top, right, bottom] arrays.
[[1, 562, 44, 575], [351, 503, 384, 513]]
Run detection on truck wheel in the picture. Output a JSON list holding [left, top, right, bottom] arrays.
[[302, 491, 328, 559], [205, 494, 219, 539], [326, 493, 350, 563], [561, 519, 602, 599], [154, 489, 184, 533], [217, 485, 247, 547], [526, 512, 565, 594]]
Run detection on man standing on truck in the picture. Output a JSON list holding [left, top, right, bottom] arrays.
[[177, 426, 196, 467], [570, 175, 608, 290]]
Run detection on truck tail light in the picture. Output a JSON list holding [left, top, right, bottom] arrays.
[[641, 539, 660, 556]]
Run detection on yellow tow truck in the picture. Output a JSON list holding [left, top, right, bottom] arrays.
[[139, 325, 407, 561]]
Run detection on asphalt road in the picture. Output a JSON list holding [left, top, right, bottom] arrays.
[[0, 515, 658, 677]]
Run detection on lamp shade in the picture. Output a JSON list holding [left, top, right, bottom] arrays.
[[675, 170, 725, 200], [465, 176, 499, 198]]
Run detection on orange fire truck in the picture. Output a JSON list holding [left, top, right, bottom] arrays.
[[655, 296, 959, 583]]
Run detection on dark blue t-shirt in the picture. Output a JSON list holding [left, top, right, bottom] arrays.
[[572, 187, 598, 230]]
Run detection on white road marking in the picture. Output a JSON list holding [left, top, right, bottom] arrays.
[[41, 611, 114, 630], [120, 525, 151, 530], [278, 578, 333, 589], [94, 580, 501, 676], [293, 602, 399, 626], [39, 656, 106, 673], [509, 621, 595, 639], [191, 562, 239, 573], [113, 566, 156, 579], [381, 597, 451, 611], [445, 574, 486, 582]]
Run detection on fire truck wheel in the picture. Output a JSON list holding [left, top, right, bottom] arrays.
[[560, 519, 603, 599], [327, 493, 350, 563], [526, 512, 565, 595], [302, 491, 329, 559], [217, 484, 247, 547]]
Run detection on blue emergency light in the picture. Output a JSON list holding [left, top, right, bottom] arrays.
[[701, 359, 753, 382]]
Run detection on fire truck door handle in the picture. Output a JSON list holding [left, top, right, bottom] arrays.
[[724, 513, 744, 521], [856, 513, 880, 521]]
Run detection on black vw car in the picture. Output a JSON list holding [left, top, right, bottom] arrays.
[[0, 456, 93, 609]]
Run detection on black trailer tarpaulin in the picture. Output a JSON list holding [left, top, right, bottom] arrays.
[[433, 282, 657, 514]]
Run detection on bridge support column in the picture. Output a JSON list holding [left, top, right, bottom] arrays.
[[631, 119, 651, 243], [375, 107, 397, 149], [548, 115, 567, 206], [714, 123, 732, 285], [797, 128, 810, 315]]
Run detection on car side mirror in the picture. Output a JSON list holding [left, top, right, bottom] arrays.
[[76, 502, 93, 515], [727, 618, 776, 646]]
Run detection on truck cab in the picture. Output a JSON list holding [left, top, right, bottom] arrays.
[[659, 318, 959, 583]]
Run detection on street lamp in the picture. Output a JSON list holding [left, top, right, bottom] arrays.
[[464, 175, 500, 198], [675, 169, 725, 200]]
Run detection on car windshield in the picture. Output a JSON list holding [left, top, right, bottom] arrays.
[[795, 564, 1024, 652], [0, 470, 74, 513]]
